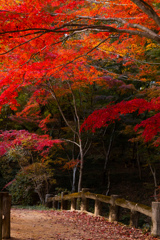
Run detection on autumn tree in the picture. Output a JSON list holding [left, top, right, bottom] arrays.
[[0, 130, 61, 203]]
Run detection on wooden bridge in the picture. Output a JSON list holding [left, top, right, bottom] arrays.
[[46, 189, 160, 237], [1, 190, 160, 238]]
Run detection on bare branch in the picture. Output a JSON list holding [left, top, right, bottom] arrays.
[[131, 0, 160, 27], [0, 32, 45, 55], [47, 80, 79, 136], [61, 138, 80, 147], [78, 16, 159, 38]]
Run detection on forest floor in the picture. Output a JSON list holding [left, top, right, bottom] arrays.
[[9, 208, 159, 240]]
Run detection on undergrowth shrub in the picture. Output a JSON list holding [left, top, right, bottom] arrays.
[[8, 173, 37, 205]]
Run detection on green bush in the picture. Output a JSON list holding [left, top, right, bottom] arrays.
[[12, 204, 50, 210], [8, 173, 37, 205]]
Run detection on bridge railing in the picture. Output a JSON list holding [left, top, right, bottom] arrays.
[[45, 189, 160, 237], [0, 192, 11, 240]]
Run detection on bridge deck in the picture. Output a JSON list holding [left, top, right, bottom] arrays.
[[11, 208, 157, 240]]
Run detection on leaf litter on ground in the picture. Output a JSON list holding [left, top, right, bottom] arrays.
[[32, 209, 159, 240]]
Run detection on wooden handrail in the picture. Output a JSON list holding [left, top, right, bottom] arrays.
[[47, 191, 151, 216], [45, 189, 160, 236], [115, 198, 152, 217]]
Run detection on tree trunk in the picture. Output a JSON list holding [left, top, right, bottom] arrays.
[[136, 143, 142, 180], [78, 138, 84, 192], [102, 124, 115, 185], [72, 165, 77, 192], [36, 189, 45, 205], [147, 147, 158, 201]]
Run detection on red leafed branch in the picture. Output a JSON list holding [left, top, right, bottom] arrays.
[[0, 130, 62, 157], [134, 112, 160, 143], [81, 97, 160, 144]]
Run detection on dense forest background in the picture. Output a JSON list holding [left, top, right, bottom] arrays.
[[0, 72, 159, 206], [0, 0, 160, 207]]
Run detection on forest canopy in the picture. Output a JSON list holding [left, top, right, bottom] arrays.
[[0, 0, 160, 203]]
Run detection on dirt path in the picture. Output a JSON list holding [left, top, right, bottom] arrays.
[[10, 208, 159, 240]]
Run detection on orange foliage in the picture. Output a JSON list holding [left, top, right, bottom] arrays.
[[0, 0, 160, 144]]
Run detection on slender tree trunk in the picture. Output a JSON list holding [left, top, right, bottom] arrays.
[[149, 164, 158, 201], [72, 165, 77, 192], [136, 143, 142, 180], [48, 79, 86, 193], [106, 171, 110, 195], [102, 124, 115, 185], [78, 137, 84, 192], [147, 147, 158, 201], [36, 189, 45, 205], [71, 132, 77, 192]]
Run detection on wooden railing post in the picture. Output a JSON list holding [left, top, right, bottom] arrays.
[[130, 210, 139, 228], [94, 197, 102, 216], [53, 197, 58, 209], [61, 192, 68, 210], [81, 189, 88, 212], [109, 195, 119, 222], [151, 202, 160, 236], [71, 198, 76, 211], [2, 192, 11, 239], [0, 193, 3, 240], [45, 194, 54, 208]]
